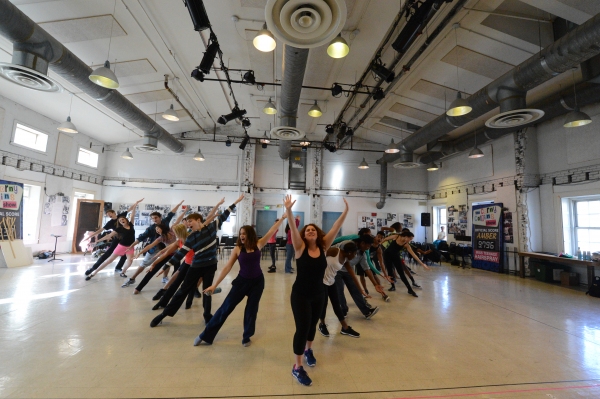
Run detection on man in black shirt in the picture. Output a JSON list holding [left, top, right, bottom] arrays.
[[84, 199, 143, 275]]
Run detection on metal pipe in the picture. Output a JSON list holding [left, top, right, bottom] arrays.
[[164, 75, 207, 133], [376, 161, 388, 209]]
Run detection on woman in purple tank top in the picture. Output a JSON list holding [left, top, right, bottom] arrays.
[[194, 215, 287, 347]]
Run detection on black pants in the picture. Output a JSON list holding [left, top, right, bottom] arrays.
[[384, 254, 412, 291], [334, 271, 370, 316], [135, 257, 170, 292], [91, 240, 126, 271], [161, 264, 217, 321], [157, 262, 194, 307], [269, 243, 276, 266], [320, 283, 345, 322], [200, 274, 265, 344], [290, 286, 325, 355]]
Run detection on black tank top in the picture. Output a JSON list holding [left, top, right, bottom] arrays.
[[292, 246, 327, 296], [384, 239, 404, 258]]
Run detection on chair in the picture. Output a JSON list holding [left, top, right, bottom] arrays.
[[219, 235, 229, 259], [223, 237, 235, 258], [438, 241, 450, 262], [277, 237, 287, 260], [449, 242, 461, 266]]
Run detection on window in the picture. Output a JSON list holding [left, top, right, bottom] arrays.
[[77, 148, 99, 168], [433, 206, 447, 240], [572, 199, 600, 253], [12, 123, 48, 153], [22, 184, 42, 244]]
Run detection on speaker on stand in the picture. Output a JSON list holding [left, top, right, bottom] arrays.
[[421, 212, 431, 243]]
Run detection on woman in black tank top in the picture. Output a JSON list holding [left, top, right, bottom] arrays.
[[284, 195, 348, 387]]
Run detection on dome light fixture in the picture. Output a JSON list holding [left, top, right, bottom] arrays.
[[263, 98, 277, 115], [384, 138, 399, 154], [446, 91, 472, 117], [260, 132, 270, 144], [358, 158, 369, 169], [300, 140, 310, 146], [564, 107, 592, 128], [89, 60, 119, 89], [308, 101, 322, 117], [193, 148, 205, 161], [426, 162, 439, 171], [253, 24, 276, 52], [121, 147, 133, 160], [58, 93, 78, 133], [468, 130, 484, 159], [327, 33, 349, 58], [162, 104, 179, 121]]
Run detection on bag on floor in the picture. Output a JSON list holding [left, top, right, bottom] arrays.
[[586, 276, 600, 298]]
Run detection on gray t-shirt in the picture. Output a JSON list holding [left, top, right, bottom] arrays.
[[333, 240, 369, 273]]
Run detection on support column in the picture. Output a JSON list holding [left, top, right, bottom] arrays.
[[514, 129, 530, 275], [311, 147, 322, 227], [239, 145, 255, 228]]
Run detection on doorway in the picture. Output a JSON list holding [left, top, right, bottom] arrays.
[[322, 211, 343, 238], [255, 210, 278, 237]]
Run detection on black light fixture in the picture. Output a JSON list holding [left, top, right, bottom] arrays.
[[371, 59, 395, 83], [324, 143, 337, 153], [373, 88, 385, 101], [243, 70, 256, 85], [301, 145, 307, 152], [183, 0, 211, 31], [239, 134, 250, 150], [191, 68, 204, 81], [218, 108, 246, 125], [262, 142, 268, 149], [325, 124, 334, 134], [241, 117, 251, 127], [199, 35, 219, 74], [225, 139, 232, 147], [331, 83, 343, 97], [345, 127, 354, 136]]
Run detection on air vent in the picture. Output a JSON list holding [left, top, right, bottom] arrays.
[[133, 136, 163, 153], [270, 126, 305, 140], [0, 63, 62, 92], [485, 109, 545, 128], [393, 161, 421, 169], [265, 0, 347, 48]]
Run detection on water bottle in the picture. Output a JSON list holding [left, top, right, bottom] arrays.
[[587, 251, 592, 261], [577, 247, 582, 260]]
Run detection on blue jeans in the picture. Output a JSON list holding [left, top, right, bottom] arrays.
[[200, 274, 265, 344], [334, 271, 370, 316], [285, 244, 295, 273]]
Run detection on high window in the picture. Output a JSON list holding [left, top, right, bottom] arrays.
[[571, 199, 600, 253], [12, 123, 48, 153], [77, 148, 99, 168]]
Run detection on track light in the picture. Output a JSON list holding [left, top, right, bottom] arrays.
[[301, 146, 307, 152], [162, 104, 179, 121], [384, 139, 399, 154], [358, 158, 369, 169], [243, 70, 256, 85], [239, 135, 250, 150], [253, 24, 276, 52], [373, 88, 385, 101], [193, 148, 205, 161], [308, 101, 322, 117], [564, 107, 592, 127], [191, 68, 205, 81], [121, 147, 133, 160], [426, 162, 439, 171], [371, 60, 395, 83], [446, 91, 472, 117], [241, 118, 251, 127], [263, 98, 277, 115], [260, 132, 270, 144], [89, 60, 119, 89], [199, 38, 219, 74], [331, 83, 343, 97], [261, 142, 268, 149], [225, 139, 232, 147], [325, 124, 334, 134], [345, 128, 354, 136], [218, 108, 246, 125], [327, 33, 349, 58]]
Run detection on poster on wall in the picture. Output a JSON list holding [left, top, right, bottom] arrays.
[[472, 203, 504, 273], [357, 212, 398, 233], [457, 204, 468, 236], [49, 196, 70, 227], [403, 214, 414, 229], [503, 211, 514, 243], [0, 180, 24, 240]]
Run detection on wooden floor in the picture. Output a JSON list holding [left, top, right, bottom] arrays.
[[0, 254, 599, 398]]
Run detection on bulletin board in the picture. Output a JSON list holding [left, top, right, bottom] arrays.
[[357, 212, 398, 233]]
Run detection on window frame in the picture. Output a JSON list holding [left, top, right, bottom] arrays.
[[76, 147, 99, 169], [570, 197, 600, 253], [10, 122, 49, 154]]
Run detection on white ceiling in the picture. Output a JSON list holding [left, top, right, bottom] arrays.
[[0, 0, 597, 151]]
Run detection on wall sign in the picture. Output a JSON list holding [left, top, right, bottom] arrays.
[[472, 203, 504, 273], [0, 180, 24, 240]]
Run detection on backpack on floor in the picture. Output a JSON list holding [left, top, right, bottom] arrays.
[[586, 276, 600, 298]]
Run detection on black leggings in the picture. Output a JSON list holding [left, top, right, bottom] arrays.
[[161, 264, 217, 321], [157, 262, 196, 308], [135, 257, 170, 292], [320, 284, 345, 322], [290, 287, 325, 355], [384, 254, 412, 291], [269, 243, 276, 266]]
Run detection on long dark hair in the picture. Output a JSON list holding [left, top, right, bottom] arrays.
[[156, 223, 171, 240], [285, 223, 290, 234], [237, 225, 258, 250], [299, 223, 326, 249]]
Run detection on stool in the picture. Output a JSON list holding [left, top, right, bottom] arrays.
[[49, 234, 63, 262]]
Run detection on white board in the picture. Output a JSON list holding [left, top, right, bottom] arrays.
[[0, 240, 33, 268]]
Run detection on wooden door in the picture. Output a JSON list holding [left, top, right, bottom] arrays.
[[71, 200, 104, 253]]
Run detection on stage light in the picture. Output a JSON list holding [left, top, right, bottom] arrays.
[[373, 88, 385, 101], [225, 139, 232, 147], [371, 60, 395, 83], [218, 108, 246, 125], [199, 38, 219, 74], [261, 143, 268, 149], [241, 118, 251, 127], [243, 71, 256, 85], [191, 68, 204, 81], [184, 0, 211, 31], [331, 83, 343, 97], [325, 124, 334, 134], [239, 135, 250, 150]]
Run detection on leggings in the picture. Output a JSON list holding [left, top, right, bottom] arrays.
[[320, 283, 345, 322], [269, 243, 277, 266], [157, 262, 195, 308], [161, 264, 217, 321], [384, 254, 412, 291], [135, 257, 170, 292], [290, 286, 325, 355]]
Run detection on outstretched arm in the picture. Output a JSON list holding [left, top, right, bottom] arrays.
[[171, 200, 184, 214], [283, 195, 303, 254], [204, 247, 240, 295], [257, 214, 287, 249], [96, 231, 116, 243], [343, 262, 369, 298], [127, 198, 144, 213], [405, 243, 430, 270], [206, 198, 225, 221], [128, 203, 138, 225], [322, 199, 349, 250]]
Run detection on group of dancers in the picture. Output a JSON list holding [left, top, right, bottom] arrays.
[[81, 195, 430, 386]]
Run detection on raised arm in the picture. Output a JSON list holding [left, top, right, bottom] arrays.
[[129, 202, 138, 225], [283, 195, 303, 254], [171, 200, 184, 214], [203, 247, 240, 295], [173, 209, 186, 226], [257, 214, 287, 249], [322, 198, 349, 250], [83, 227, 105, 242], [206, 198, 225, 221], [127, 198, 144, 213]]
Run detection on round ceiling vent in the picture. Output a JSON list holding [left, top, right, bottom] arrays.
[[485, 109, 545, 129], [265, 0, 347, 48], [0, 63, 62, 93], [270, 126, 305, 140], [393, 161, 421, 169], [133, 144, 163, 154]]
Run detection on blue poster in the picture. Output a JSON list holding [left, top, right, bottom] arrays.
[[472, 203, 504, 273], [0, 180, 24, 240]]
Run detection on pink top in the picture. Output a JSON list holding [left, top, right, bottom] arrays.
[[268, 229, 278, 244], [287, 218, 300, 244]]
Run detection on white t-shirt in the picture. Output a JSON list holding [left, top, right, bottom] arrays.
[[437, 231, 446, 240], [324, 248, 346, 286]]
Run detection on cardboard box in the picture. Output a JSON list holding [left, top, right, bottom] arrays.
[[560, 271, 579, 286]]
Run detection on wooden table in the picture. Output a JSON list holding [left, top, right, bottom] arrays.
[[518, 252, 599, 289]]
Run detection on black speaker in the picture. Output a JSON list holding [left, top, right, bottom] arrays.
[[104, 202, 113, 212], [184, 0, 211, 31], [421, 212, 431, 227]]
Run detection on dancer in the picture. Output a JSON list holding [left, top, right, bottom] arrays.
[[382, 231, 429, 297], [267, 219, 280, 273], [286, 195, 348, 387], [150, 195, 243, 327], [284, 215, 300, 273], [85, 200, 141, 281], [193, 215, 287, 346], [317, 241, 360, 338], [83, 200, 142, 275]]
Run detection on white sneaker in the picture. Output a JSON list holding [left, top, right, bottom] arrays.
[[162, 277, 169, 284]]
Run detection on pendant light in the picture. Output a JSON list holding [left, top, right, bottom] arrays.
[[446, 24, 471, 117], [57, 93, 78, 133], [162, 104, 179, 121], [263, 98, 277, 115], [358, 158, 369, 169], [327, 33, 349, 58], [308, 101, 322, 117], [426, 162, 439, 171], [384, 138, 399, 154], [253, 24, 276, 52], [468, 130, 484, 159], [193, 148, 205, 161], [121, 147, 133, 159], [89, 0, 120, 89], [260, 132, 270, 144], [300, 140, 310, 146], [564, 68, 592, 128]]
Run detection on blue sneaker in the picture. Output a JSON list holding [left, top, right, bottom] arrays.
[[292, 365, 312, 386], [304, 348, 316, 367]]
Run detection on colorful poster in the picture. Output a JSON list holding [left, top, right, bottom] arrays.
[[0, 180, 24, 239], [503, 211, 514, 243], [472, 203, 504, 273]]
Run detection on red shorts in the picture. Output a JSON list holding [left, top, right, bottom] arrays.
[[113, 244, 134, 256]]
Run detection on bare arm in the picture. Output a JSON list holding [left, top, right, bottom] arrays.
[[204, 247, 240, 294], [127, 198, 144, 213], [283, 195, 304, 255], [405, 244, 430, 269], [96, 231, 116, 242], [381, 234, 398, 243], [129, 203, 138, 225], [171, 200, 184, 214], [137, 237, 162, 257], [257, 214, 287, 249], [322, 198, 349, 250], [146, 242, 178, 273], [83, 227, 104, 241], [173, 210, 186, 226], [206, 198, 225, 221]]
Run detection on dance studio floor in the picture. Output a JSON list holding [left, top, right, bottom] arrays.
[[1, 254, 600, 399]]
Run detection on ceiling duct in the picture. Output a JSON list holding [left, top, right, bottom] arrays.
[[0, 0, 185, 153], [0, 48, 62, 92], [376, 161, 387, 209], [392, 145, 420, 169], [379, 12, 600, 164], [485, 86, 544, 128], [134, 135, 163, 154]]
